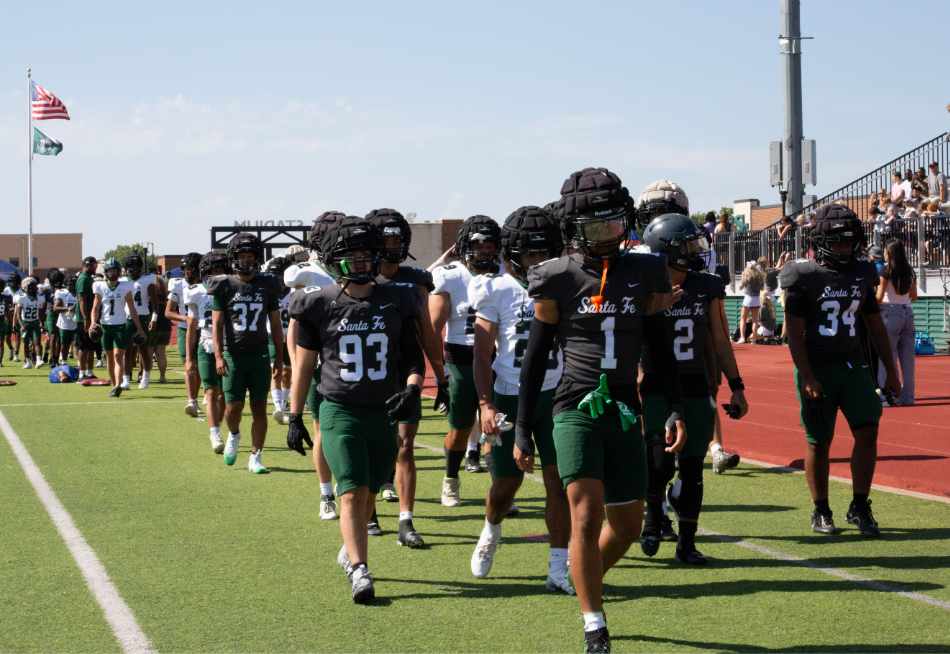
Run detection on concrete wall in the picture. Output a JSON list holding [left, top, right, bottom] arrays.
[[406, 223, 445, 270], [0, 233, 82, 274]]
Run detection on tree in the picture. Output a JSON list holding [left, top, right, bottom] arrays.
[[102, 245, 158, 272]]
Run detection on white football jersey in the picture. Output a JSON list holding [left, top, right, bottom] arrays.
[[468, 272, 562, 395], [54, 289, 78, 330], [268, 289, 291, 336], [16, 293, 46, 323], [93, 280, 134, 325], [432, 263, 484, 346], [167, 277, 189, 319], [184, 283, 215, 343], [285, 261, 334, 289], [120, 273, 156, 316]]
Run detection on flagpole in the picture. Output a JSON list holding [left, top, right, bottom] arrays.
[[27, 69, 33, 277]]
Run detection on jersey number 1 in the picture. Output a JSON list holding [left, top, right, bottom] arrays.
[[600, 317, 617, 369]]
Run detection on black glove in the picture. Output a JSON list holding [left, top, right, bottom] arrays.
[[805, 394, 826, 428], [433, 381, 450, 414], [286, 413, 310, 456], [665, 404, 685, 431], [387, 384, 421, 422], [514, 424, 535, 457]]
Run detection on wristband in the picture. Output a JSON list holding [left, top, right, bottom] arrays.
[[728, 376, 745, 392], [151, 312, 158, 322]]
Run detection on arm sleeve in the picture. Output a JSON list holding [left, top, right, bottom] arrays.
[[642, 311, 683, 411], [398, 315, 425, 379], [268, 295, 280, 311], [516, 319, 558, 433], [295, 318, 322, 352]]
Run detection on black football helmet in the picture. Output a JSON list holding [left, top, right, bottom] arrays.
[[66, 274, 78, 295], [264, 256, 293, 282], [322, 217, 383, 285], [47, 268, 66, 289], [365, 208, 413, 264], [557, 167, 633, 265], [501, 206, 564, 280], [199, 251, 231, 282], [635, 180, 689, 230], [227, 233, 265, 275], [309, 211, 347, 261], [810, 204, 864, 272], [123, 251, 144, 279], [642, 213, 710, 272], [456, 215, 501, 272], [180, 253, 202, 284], [7, 272, 21, 292]]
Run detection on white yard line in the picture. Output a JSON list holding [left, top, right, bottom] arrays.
[[414, 439, 950, 611], [0, 400, 183, 408], [0, 410, 156, 653]]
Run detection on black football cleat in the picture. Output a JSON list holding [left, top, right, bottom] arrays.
[[640, 528, 660, 557], [397, 519, 424, 548], [660, 515, 678, 542], [584, 627, 610, 654], [675, 547, 708, 565], [465, 449, 484, 473], [811, 508, 838, 535], [846, 499, 880, 538], [367, 519, 382, 537], [724, 452, 740, 469], [666, 486, 682, 523], [109, 385, 122, 398]]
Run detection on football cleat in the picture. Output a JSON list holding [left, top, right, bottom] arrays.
[[367, 511, 382, 537], [108, 386, 120, 398], [711, 449, 729, 475], [666, 486, 682, 523], [465, 450, 483, 473], [811, 508, 838, 535], [350, 565, 375, 604], [675, 547, 708, 565], [846, 499, 880, 538], [35, 360, 45, 369], [639, 528, 660, 557], [381, 482, 398, 502], [441, 477, 461, 507], [338, 545, 352, 577], [184, 401, 198, 418], [506, 503, 519, 517], [660, 515, 677, 542], [271, 408, 285, 425], [14, 354, 21, 362], [546, 567, 575, 595], [138, 377, 149, 390], [248, 451, 268, 474], [397, 520, 424, 548], [120, 379, 131, 391], [22, 360, 32, 369], [95, 358, 103, 367], [584, 627, 611, 654], [224, 432, 241, 466], [725, 452, 740, 469], [210, 431, 225, 454], [471, 530, 500, 578], [320, 495, 338, 520]]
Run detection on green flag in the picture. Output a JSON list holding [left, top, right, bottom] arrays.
[[33, 127, 63, 156]]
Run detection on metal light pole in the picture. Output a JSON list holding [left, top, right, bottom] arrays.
[[780, 0, 804, 218]]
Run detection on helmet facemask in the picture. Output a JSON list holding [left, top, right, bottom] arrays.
[[571, 208, 628, 264], [380, 229, 409, 264], [105, 266, 121, 284], [332, 248, 380, 285], [814, 232, 858, 272], [464, 237, 498, 272]]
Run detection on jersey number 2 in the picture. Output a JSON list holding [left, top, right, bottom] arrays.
[[339, 333, 389, 382]]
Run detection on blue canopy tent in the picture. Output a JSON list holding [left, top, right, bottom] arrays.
[[0, 259, 27, 284], [166, 267, 183, 278]]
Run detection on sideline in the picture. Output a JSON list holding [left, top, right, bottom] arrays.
[[0, 410, 156, 653], [414, 441, 950, 613]]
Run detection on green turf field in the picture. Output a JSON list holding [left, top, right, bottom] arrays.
[[2, 362, 949, 653]]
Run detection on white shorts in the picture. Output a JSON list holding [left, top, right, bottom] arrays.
[[742, 295, 761, 308]]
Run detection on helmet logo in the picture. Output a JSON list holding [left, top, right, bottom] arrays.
[[383, 227, 401, 236]]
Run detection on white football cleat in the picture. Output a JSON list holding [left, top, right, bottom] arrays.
[[95, 358, 103, 368], [248, 450, 268, 474], [441, 477, 461, 507], [338, 545, 352, 576], [138, 377, 149, 389], [546, 567, 576, 595], [210, 431, 225, 454], [320, 495, 338, 520], [35, 360, 45, 369], [14, 355, 21, 362], [272, 408, 285, 425], [381, 482, 398, 502], [22, 360, 32, 369], [120, 379, 131, 391], [471, 530, 499, 578], [224, 432, 241, 466], [184, 401, 198, 417], [712, 449, 728, 475]]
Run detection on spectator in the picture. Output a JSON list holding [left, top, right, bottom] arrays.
[[714, 211, 734, 233], [876, 204, 899, 239], [776, 215, 796, 241], [758, 255, 781, 298], [890, 171, 906, 204], [757, 290, 777, 342], [913, 167, 930, 198], [903, 198, 919, 218], [703, 211, 717, 235], [927, 162, 947, 203], [868, 246, 886, 276], [736, 261, 765, 344], [876, 239, 917, 406]]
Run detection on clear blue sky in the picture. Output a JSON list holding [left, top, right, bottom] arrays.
[[1, 0, 947, 257]]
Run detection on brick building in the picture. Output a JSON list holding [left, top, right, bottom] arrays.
[[0, 233, 83, 275]]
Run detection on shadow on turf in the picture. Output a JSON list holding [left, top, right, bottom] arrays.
[[599, 577, 944, 601], [616, 553, 950, 572], [702, 504, 796, 513], [784, 455, 948, 468], [614, 635, 950, 652], [724, 526, 950, 545], [375, 575, 559, 600]]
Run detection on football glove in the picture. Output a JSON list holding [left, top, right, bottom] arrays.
[[286, 413, 311, 456], [664, 404, 685, 431], [578, 373, 611, 418], [805, 394, 826, 428], [433, 381, 450, 414], [387, 384, 421, 422], [616, 401, 638, 432]]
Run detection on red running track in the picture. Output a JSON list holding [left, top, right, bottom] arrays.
[[721, 344, 950, 499]]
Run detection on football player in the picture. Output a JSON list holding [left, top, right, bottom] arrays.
[[286, 217, 426, 604], [4, 272, 24, 363], [74, 258, 98, 380], [53, 275, 79, 365], [41, 270, 63, 365], [14, 277, 46, 369], [120, 250, 159, 389], [638, 214, 749, 565], [430, 216, 501, 506], [781, 204, 899, 537], [285, 211, 343, 520], [166, 253, 203, 415], [185, 252, 232, 454], [517, 168, 686, 653], [468, 206, 573, 591], [90, 258, 145, 397], [0, 287, 12, 365], [208, 233, 283, 473], [264, 256, 294, 424]]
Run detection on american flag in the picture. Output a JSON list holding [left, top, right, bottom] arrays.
[[30, 80, 70, 121]]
